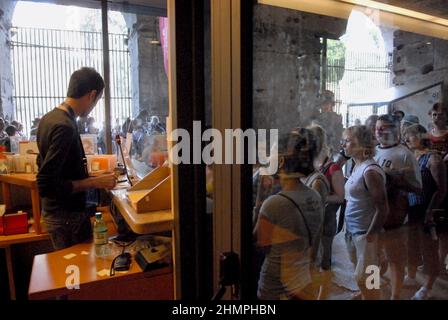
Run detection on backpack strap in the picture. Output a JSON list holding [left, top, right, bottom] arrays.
[[277, 193, 313, 247], [304, 172, 315, 186], [306, 171, 331, 194]]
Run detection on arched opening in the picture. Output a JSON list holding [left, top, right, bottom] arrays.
[[338, 9, 392, 126]]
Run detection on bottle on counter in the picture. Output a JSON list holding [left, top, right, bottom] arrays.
[[93, 212, 110, 257], [25, 162, 32, 173], [0, 154, 8, 174]]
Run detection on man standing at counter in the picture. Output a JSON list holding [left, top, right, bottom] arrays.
[[36, 67, 117, 250]]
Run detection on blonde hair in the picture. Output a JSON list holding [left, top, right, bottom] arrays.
[[343, 125, 375, 158]]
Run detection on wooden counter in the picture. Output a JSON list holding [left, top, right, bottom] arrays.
[[0, 232, 50, 300], [0, 232, 49, 247], [0, 173, 48, 299], [0, 173, 42, 234], [111, 188, 173, 234], [28, 241, 173, 300]]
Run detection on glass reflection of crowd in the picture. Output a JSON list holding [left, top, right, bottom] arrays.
[[254, 93, 448, 300], [117, 111, 167, 166], [0, 116, 27, 152], [0, 111, 167, 171], [74, 111, 167, 158]]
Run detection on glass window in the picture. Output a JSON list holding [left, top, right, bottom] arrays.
[[251, 1, 448, 300], [108, 5, 168, 179]]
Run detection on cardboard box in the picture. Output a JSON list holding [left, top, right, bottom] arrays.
[[127, 166, 171, 213]]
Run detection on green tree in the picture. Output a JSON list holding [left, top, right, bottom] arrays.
[[326, 39, 346, 82], [327, 39, 346, 61]]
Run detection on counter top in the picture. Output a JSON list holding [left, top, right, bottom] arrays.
[[28, 241, 173, 300], [110, 188, 173, 234]]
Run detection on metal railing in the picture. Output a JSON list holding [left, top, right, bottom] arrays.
[[10, 26, 132, 137], [324, 51, 393, 127]]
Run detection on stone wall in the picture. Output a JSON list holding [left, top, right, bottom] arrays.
[[253, 5, 347, 146], [392, 30, 448, 127], [0, 0, 16, 119]]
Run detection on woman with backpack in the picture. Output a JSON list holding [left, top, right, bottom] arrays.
[[342, 125, 388, 300], [254, 128, 324, 300]]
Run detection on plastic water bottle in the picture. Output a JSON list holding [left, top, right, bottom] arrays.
[[93, 212, 109, 257]]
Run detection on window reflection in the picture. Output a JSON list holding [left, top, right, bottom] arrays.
[[252, 3, 448, 300]]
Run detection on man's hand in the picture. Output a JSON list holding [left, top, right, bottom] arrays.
[[90, 173, 117, 190], [73, 173, 117, 192]]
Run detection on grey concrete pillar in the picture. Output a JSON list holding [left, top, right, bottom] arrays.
[[0, 0, 16, 120], [125, 14, 168, 121]]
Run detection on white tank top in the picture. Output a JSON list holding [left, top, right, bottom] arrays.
[[344, 158, 386, 235]]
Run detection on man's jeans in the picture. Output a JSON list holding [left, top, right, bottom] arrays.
[[42, 210, 92, 250]]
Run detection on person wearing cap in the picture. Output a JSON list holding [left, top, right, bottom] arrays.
[[402, 114, 419, 126], [400, 114, 420, 145], [375, 114, 422, 300], [314, 90, 343, 158]]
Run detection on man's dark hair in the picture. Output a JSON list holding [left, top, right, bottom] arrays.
[[377, 114, 400, 128], [66, 67, 105, 99]]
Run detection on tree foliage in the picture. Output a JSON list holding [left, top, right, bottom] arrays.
[[326, 39, 346, 82]]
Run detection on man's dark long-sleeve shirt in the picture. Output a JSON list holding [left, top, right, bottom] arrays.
[[37, 108, 88, 212]]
